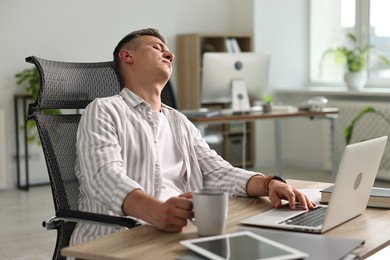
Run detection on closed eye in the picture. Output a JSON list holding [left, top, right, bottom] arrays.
[[153, 44, 163, 51]]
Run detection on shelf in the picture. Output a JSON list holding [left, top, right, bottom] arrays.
[[176, 33, 253, 110], [176, 33, 254, 167]]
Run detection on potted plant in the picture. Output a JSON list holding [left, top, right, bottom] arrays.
[[262, 94, 273, 113], [345, 106, 390, 145], [15, 67, 60, 144], [320, 33, 390, 90]]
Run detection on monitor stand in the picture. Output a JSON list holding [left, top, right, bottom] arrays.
[[231, 79, 250, 113]]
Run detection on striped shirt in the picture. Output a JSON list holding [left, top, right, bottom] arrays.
[[70, 88, 259, 246]]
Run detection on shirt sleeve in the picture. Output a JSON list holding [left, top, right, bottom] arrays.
[[76, 99, 144, 215], [179, 113, 261, 197]]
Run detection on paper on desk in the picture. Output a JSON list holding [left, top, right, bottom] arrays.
[[299, 189, 321, 204]]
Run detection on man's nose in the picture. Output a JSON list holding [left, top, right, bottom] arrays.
[[164, 51, 174, 62]]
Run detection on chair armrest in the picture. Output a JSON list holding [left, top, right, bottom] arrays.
[[43, 210, 141, 230]]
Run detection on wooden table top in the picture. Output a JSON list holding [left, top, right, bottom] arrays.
[[187, 108, 339, 123], [62, 180, 389, 260]]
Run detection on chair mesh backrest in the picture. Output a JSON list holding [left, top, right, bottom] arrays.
[[26, 56, 121, 212], [161, 80, 177, 109], [27, 56, 121, 110], [35, 114, 81, 211]]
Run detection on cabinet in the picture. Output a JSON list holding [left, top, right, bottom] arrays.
[[176, 33, 254, 167], [205, 106, 255, 167]]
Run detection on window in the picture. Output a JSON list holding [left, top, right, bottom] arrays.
[[369, 0, 390, 81], [309, 0, 390, 87]]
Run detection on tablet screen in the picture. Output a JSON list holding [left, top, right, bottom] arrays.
[[180, 231, 308, 260]]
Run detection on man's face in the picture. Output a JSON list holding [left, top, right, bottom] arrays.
[[130, 35, 174, 79]]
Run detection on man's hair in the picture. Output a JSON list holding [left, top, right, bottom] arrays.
[[113, 28, 166, 86]]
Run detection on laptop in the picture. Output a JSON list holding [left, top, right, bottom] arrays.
[[241, 136, 388, 234]]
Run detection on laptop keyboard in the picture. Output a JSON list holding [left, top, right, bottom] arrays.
[[280, 206, 327, 227]]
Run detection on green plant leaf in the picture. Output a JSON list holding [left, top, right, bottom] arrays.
[[264, 95, 272, 103], [344, 125, 353, 145], [344, 106, 387, 145], [319, 33, 390, 75], [377, 54, 390, 65], [15, 67, 60, 145], [346, 33, 357, 43]]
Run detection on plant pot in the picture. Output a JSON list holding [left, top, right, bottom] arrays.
[[262, 103, 272, 113], [344, 71, 367, 90]]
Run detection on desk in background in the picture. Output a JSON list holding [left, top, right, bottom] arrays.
[[61, 180, 389, 260], [188, 108, 339, 180]]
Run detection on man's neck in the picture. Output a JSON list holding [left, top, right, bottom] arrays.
[[125, 85, 163, 112], [144, 94, 162, 112]]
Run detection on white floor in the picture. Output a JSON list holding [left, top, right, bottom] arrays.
[[0, 185, 55, 260], [0, 166, 388, 260]]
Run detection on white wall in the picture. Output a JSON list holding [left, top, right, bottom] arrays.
[[254, 0, 308, 89], [1, 0, 255, 189], [0, 109, 6, 189], [253, 0, 315, 170], [231, 0, 255, 32]]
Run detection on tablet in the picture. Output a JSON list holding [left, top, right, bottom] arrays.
[[180, 231, 308, 260]]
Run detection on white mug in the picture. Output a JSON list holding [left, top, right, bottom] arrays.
[[192, 189, 228, 236]]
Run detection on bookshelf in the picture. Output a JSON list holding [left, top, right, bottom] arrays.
[[176, 33, 253, 110], [176, 33, 254, 167]]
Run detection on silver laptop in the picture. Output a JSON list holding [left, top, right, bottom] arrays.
[[241, 136, 388, 234]]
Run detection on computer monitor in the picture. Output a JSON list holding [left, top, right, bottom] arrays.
[[201, 52, 270, 110]]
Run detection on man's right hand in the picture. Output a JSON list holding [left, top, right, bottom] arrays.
[[153, 192, 193, 232], [122, 189, 193, 232]]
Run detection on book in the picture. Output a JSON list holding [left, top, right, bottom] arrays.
[[320, 185, 390, 209], [224, 38, 242, 53], [225, 38, 233, 52], [230, 38, 241, 53]]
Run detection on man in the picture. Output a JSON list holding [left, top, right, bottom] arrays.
[[70, 28, 316, 245]]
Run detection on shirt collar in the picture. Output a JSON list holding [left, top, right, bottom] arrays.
[[120, 87, 174, 112], [119, 88, 147, 109]]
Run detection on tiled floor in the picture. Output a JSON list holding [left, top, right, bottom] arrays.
[[0, 166, 388, 260]]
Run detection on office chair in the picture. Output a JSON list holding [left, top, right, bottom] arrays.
[[26, 56, 150, 260], [161, 80, 178, 109]]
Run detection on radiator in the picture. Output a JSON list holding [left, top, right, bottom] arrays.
[[330, 101, 390, 181], [0, 109, 6, 189]]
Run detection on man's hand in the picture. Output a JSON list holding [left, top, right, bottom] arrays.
[[153, 192, 193, 232], [267, 180, 316, 210], [122, 190, 193, 233], [246, 175, 316, 210]]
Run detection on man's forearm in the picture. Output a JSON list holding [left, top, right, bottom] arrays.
[[121, 189, 162, 224], [246, 175, 269, 197]]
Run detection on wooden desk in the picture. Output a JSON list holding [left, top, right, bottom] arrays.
[[62, 180, 389, 260], [189, 108, 340, 179], [187, 108, 339, 124]]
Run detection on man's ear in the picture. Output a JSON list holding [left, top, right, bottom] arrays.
[[119, 49, 134, 64]]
